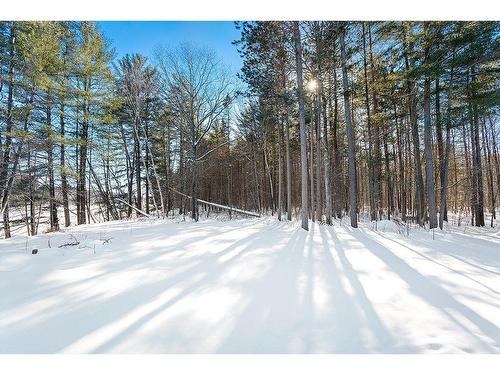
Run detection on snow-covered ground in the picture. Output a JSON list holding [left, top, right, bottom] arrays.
[[0, 217, 499, 353]]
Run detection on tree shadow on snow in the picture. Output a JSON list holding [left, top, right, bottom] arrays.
[[346, 228, 500, 353]]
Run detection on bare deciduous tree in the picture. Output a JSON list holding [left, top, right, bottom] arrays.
[[156, 44, 234, 221]]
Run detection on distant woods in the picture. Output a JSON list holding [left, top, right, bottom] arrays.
[[0, 21, 498, 237]]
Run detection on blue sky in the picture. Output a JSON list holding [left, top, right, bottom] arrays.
[[97, 21, 243, 74]]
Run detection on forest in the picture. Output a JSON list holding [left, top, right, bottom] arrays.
[[0, 21, 498, 236], [1, 20, 500, 355]]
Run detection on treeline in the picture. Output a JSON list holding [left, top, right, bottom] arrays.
[[234, 21, 499, 230], [0, 21, 115, 237], [0, 21, 240, 238], [0, 21, 498, 238]]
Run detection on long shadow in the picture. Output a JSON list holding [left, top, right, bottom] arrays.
[[0, 223, 272, 353], [1, 220, 268, 314], [418, 230, 500, 269], [0, 241, 238, 353], [320, 226, 410, 353], [302, 223, 315, 352], [441, 252, 500, 277], [0, 230, 214, 314], [216, 222, 374, 353], [436, 278, 500, 309], [316, 225, 369, 353], [89, 222, 294, 353], [373, 232, 500, 296], [403, 230, 500, 275], [214, 227, 308, 353], [124, 219, 254, 241], [349, 229, 500, 352]]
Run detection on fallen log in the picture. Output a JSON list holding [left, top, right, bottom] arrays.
[[170, 188, 260, 218], [115, 198, 154, 218]]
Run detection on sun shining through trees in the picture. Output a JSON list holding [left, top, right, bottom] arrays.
[[0, 20, 499, 354], [306, 79, 319, 93], [0, 21, 498, 234]]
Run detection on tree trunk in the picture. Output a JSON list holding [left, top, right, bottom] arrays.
[[135, 123, 142, 214], [362, 22, 376, 221], [435, 77, 447, 221], [368, 24, 382, 220], [179, 129, 185, 215], [460, 120, 471, 221], [394, 104, 406, 221], [384, 138, 393, 219], [404, 27, 425, 226], [277, 119, 283, 221], [119, 123, 133, 218], [339, 23, 358, 228], [264, 148, 275, 213], [315, 91, 322, 221], [470, 67, 485, 226], [47, 93, 59, 232], [145, 117, 150, 215], [330, 61, 342, 219], [3, 204, 10, 239], [284, 114, 292, 221], [191, 144, 199, 221], [481, 118, 495, 226], [439, 126, 452, 230], [28, 148, 36, 236], [309, 102, 315, 221], [488, 117, 500, 218], [322, 92, 332, 225], [423, 69, 437, 229], [77, 79, 90, 225], [292, 21, 309, 231], [60, 101, 70, 227], [439, 63, 454, 230]]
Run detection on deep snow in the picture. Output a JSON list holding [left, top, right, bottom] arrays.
[[0, 217, 499, 353]]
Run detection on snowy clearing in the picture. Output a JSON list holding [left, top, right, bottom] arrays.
[[0, 217, 499, 353]]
